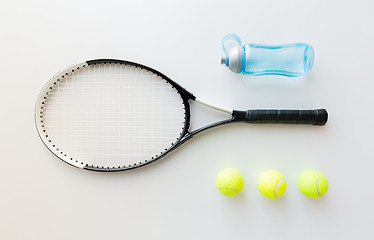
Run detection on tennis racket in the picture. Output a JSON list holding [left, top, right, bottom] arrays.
[[35, 59, 328, 172]]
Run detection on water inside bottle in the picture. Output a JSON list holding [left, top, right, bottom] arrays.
[[242, 43, 314, 77]]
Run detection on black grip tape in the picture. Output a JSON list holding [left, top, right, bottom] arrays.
[[233, 109, 328, 126]]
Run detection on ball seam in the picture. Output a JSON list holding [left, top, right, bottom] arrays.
[[274, 179, 285, 199], [316, 171, 322, 197], [218, 188, 239, 194]]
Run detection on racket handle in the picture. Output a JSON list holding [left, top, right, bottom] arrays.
[[233, 109, 328, 126]]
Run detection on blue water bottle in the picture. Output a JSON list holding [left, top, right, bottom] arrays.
[[220, 34, 314, 77]]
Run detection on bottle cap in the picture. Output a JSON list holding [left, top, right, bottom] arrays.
[[221, 34, 243, 73]]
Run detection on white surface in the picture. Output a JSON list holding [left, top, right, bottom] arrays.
[[0, 0, 373, 239]]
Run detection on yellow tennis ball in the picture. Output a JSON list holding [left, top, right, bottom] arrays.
[[298, 169, 329, 198], [257, 170, 287, 199], [216, 168, 244, 197]]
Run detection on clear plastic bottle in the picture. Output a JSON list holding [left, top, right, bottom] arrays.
[[221, 34, 314, 77]]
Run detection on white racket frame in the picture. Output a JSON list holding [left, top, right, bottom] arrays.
[[35, 62, 90, 169]]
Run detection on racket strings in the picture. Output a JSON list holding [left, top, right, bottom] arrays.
[[40, 63, 186, 169]]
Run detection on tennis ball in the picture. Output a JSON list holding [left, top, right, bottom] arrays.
[[298, 169, 329, 198], [257, 170, 287, 199], [216, 168, 244, 197]]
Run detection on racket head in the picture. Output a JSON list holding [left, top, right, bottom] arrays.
[[35, 59, 194, 171]]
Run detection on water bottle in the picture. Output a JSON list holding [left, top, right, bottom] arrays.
[[220, 34, 314, 77]]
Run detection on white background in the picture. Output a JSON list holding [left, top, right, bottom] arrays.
[[1, 0, 373, 239]]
